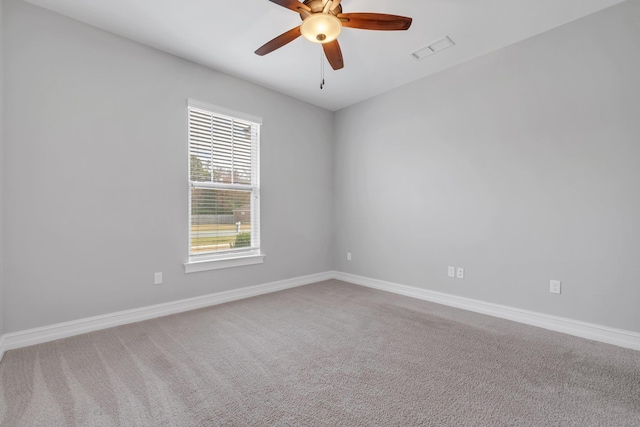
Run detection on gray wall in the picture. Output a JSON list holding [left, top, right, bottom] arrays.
[[334, 0, 640, 333], [2, 0, 334, 332], [3, 0, 639, 336], [0, 0, 4, 336]]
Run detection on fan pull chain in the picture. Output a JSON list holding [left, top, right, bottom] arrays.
[[320, 47, 325, 90]]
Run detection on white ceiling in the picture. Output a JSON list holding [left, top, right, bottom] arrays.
[[23, 0, 626, 111]]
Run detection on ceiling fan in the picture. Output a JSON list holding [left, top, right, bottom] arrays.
[[255, 0, 412, 70]]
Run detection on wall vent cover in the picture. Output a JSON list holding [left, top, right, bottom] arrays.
[[410, 36, 455, 60]]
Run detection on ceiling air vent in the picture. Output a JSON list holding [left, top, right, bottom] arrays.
[[410, 36, 455, 60]]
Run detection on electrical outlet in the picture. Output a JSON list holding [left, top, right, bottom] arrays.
[[448, 266, 455, 278], [154, 272, 163, 285], [550, 280, 561, 294], [456, 267, 464, 279], [347, 252, 352, 261]]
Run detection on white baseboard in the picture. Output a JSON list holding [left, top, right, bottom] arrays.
[[0, 271, 334, 360], [334, 271, 640, 351], [1, 270, 638, 363]]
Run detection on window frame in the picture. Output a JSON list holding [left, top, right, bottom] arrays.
[[184, 99, 265, 273]]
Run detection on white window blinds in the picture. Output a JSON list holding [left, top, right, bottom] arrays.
[[188, 100, 261, 259]]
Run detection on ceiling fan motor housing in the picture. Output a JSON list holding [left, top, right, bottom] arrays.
[[300, 0, 342, 16]]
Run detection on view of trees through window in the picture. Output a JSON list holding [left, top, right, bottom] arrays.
[[190, 156, 253, 253]]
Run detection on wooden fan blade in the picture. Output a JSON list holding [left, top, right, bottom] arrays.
[[323, 40, 344, 70], [255, 26, 301, 56], [337, 13, 412, 31], [267, 0, 310, 13]]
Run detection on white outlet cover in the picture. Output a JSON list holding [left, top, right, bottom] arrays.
[[456, 268, 465, 279], [550, 280, 561, 294], [154, 272, 163, 285], [347, 252, 352, 261]]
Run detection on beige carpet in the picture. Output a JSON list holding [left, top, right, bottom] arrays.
[[1, 280, 639, 426]]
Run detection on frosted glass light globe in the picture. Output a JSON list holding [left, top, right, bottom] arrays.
[[300, 14, 342, 44]]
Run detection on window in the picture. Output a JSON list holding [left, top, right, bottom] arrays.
[[184, 99, 264, 273]]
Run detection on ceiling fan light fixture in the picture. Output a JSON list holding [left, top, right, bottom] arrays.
[[300, 13, 342, 44]]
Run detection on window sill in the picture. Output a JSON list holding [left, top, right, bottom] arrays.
[[184, 253, 266, 273]]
